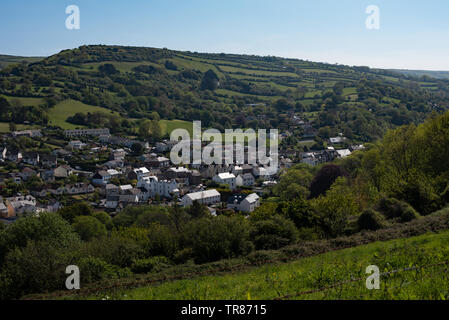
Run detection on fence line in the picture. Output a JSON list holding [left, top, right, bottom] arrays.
[[272, 260, 449, 300]]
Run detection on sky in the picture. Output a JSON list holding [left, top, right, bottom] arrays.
[[1, 0, 449, 70]]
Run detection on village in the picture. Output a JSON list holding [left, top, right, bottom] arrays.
[[0, 121, 362, 223]]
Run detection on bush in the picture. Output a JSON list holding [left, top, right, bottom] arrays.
[[58, 202, 93, 223], [0, 212, 80, 265], [173, 248, 194, 264], [131, 256, 172, 274], [245, 250, 287, 266], [0, 240, 78, 299], [401, 206, 421, 222], [146, 224, 179, 258], [378, 198, 421, 222], [250, 215, 298, 250], [78, 256, 132, 284], [357, 209, 386, 231], [80, 233, 143, 268], [92, 211, 113, 230], [183, 216, 253, 264], [73, 216, 107, 241]]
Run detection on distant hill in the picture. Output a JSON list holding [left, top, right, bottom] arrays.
[[0, 54, 44, 70], [1, 45, 449, 143], [391, 69, 449, 79]]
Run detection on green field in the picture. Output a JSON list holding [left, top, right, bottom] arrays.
[[3, 96, 45, 107], [48, 99, 117, 129], [95, 231, 449, 300], [159, 119, 193, 136], [0, 122, 41, 133]]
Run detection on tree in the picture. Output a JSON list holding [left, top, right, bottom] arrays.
[[183, 216, 253, 263], [274, 165, 314, 201], [73, 216, 107, 241], [138, 120, 151, 139], [186, 201, 209, 219], [0, 212, 80, 266], [58, 202, 94, 223], [149, 120, 162, 141], [0, 96, 11, 121], [200, 70, 219, 91], [250, 215, 298, 250], [98, 63, 119, 76], [311, 177, 359, 237], [131, 142, 144, 155], [8, 122, 16, 132], [309, 164, 348, 199]]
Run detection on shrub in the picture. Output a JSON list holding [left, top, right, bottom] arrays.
[[58, 202, 93, 223], [0, 240, 78, 299], [78, 256, 132, 284], [183, 216, 253, 264], [245, 250, 287, 266], [357, 209, 386, 231], [250, 215, 298, 250], [73, 216, 107, 241], [309, 164, 348, 199], [401, 206, 421, 222], [0, 212, 80, 265], [131, 256, 172, 274], [92, 211, 113, 230], [80, 233, 143, 268], [173, 248, 194, 265], [146, 224, 179, 258], [378, 198, 421, 222]]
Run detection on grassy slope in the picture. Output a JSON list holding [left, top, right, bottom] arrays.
[[0, 123, 41, 133], [159, 119, 193, 136], [94, 231, 449, 300], [47, 99, 118, 129]]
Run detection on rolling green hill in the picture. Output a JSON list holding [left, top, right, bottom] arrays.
[[1, 45, 449, 143], [391, 69, 449, 79], [0, 54, 44, 70]]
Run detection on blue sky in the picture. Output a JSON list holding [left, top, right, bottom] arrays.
[[1, 0, 449, 70]]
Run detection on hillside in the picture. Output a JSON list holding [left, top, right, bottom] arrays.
[[110, 230, 449, 300], [1, 45, 449, 144], [392, 69, 449, 79], [0, 54, 44, 70], [30, 218, 449, 300]]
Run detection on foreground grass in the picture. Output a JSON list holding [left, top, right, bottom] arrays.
[[87, 231, 449, 300]]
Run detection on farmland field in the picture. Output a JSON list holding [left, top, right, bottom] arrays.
[[48, 99, 118, 129]]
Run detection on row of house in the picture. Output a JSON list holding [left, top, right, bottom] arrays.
[[0, 195, 61, 219]]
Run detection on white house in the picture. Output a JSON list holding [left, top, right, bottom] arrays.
[[227, 193, 260, 213], [336, 149, 352, 158], [54, 165, 73, 178], [92, 170, 112, 186], [68, 140, 87, 150], [240, 193, 260, 213], [181, 189, 221, 207], [133, 167, 151, 180], [252, 167, 270, 180], [236, 173, 256, 187], [212, 172, 236, 190], [137, 176, 179, 199]]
